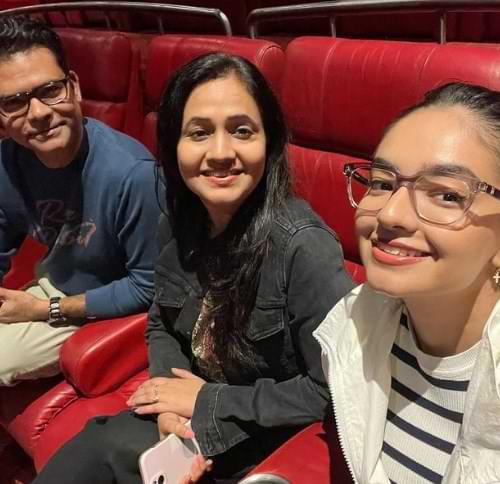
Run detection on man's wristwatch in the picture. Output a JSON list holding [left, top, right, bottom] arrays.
[[48, 296, 66, 323]]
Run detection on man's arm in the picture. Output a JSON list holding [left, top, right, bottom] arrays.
[[83, 161, 161, 319], [0, 289, 85, 323], [0, 162, 160, 323], [60, 293, 85, 318]]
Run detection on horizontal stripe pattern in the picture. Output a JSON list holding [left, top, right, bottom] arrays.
[[381, 315, 477, 483], [386, 409, 455, 454], [391, 378, 464, 424], [383, 442, 443, 483], [391, 344, 469, 391]]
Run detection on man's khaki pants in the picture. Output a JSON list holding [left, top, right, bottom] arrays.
[[0, 278, 79, 386]]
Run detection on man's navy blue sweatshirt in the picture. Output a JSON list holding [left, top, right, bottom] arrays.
[[0, 118, 160, 320]]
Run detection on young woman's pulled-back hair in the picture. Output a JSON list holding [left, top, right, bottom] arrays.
[[157, 53, 291, 378], [393, 82, 500, 166]]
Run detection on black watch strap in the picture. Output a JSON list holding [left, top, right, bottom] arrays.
[[48, 296, 66, 323]]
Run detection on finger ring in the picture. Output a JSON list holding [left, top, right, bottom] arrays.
[[152, 385, 159, 404]]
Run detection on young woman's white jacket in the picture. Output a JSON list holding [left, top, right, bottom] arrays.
[[314, 284, 500, 484]]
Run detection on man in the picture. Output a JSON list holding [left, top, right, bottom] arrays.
[[0, 16, 160, 386]]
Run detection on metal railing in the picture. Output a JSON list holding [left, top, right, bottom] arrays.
[[238, 474, 290, 484], [0, 1, 232, 35], [247, 0, 500, 44]]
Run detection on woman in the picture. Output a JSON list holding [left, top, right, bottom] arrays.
[[315, 82, 500, 483], [34, 53, 353, 483]]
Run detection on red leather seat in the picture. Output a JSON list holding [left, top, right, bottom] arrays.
[[0, 313, 149, 474], [56, 28, 144, 139], [142, 34, 285, 156], [246, 421, 352, 484]]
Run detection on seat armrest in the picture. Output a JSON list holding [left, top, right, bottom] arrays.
[[246, 421, 352, 484], [60, 313, 148, 397]]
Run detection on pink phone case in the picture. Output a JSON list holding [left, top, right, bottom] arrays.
[[139, 430, 201, 484]]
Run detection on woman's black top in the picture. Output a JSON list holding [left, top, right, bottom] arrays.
[[145, 197, 354, 456]]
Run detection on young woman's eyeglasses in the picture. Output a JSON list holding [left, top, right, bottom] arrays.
[[0, 77, 70, 118], [343, 162, 500, 225]]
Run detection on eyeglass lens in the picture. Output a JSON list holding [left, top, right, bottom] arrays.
[[349, 166, 473, 224], [0, 79, 67, 116]]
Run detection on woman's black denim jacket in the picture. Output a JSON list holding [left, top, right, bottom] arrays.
[[146, 198, 354, 457]]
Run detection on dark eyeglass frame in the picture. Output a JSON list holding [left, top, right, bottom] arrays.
[[343, 162, 500, 225], [0, 76, 70, 118]]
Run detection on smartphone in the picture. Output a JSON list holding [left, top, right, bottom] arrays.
[[139, 430, 201, 484]]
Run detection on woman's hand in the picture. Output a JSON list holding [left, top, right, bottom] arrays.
[[179, 454, 213, 484], [157, 411, 193, 440], [130, 369, 206, 418], [127, 377, 170, 408]]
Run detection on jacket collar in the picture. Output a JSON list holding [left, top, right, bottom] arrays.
[[314, 285, 500, 484]]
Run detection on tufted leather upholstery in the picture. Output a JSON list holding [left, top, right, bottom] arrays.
[[142, 34, 285, 156], [56, 28, 144, 139], [289, 144, 365, 284], [283, 38, 500, 156]]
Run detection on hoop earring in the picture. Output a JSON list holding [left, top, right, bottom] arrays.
[[494, 269, 500, 290]]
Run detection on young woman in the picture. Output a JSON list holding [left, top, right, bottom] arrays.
[[34, 53, 353, 483], [315, 82, 500, 483]]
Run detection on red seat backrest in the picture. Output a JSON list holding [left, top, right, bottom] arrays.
[[282, 37, 500, 282], [142, 34, 285, 156], [56, 28, 143, 139]]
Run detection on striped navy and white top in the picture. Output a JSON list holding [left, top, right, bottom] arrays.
[[381, 314, 480, 483]]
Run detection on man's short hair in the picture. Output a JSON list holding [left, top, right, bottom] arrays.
[[0, 15, 68, 73]]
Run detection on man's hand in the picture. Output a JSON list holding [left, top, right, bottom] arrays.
[[0, 287, 48, 323], [127, 369, 206, 419]]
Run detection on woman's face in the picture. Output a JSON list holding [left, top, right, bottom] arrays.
[[177, 74, 266, 228], [356, 105, 500, 300]]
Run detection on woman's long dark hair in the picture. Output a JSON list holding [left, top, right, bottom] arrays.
[[157, 53, 291, 375]]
